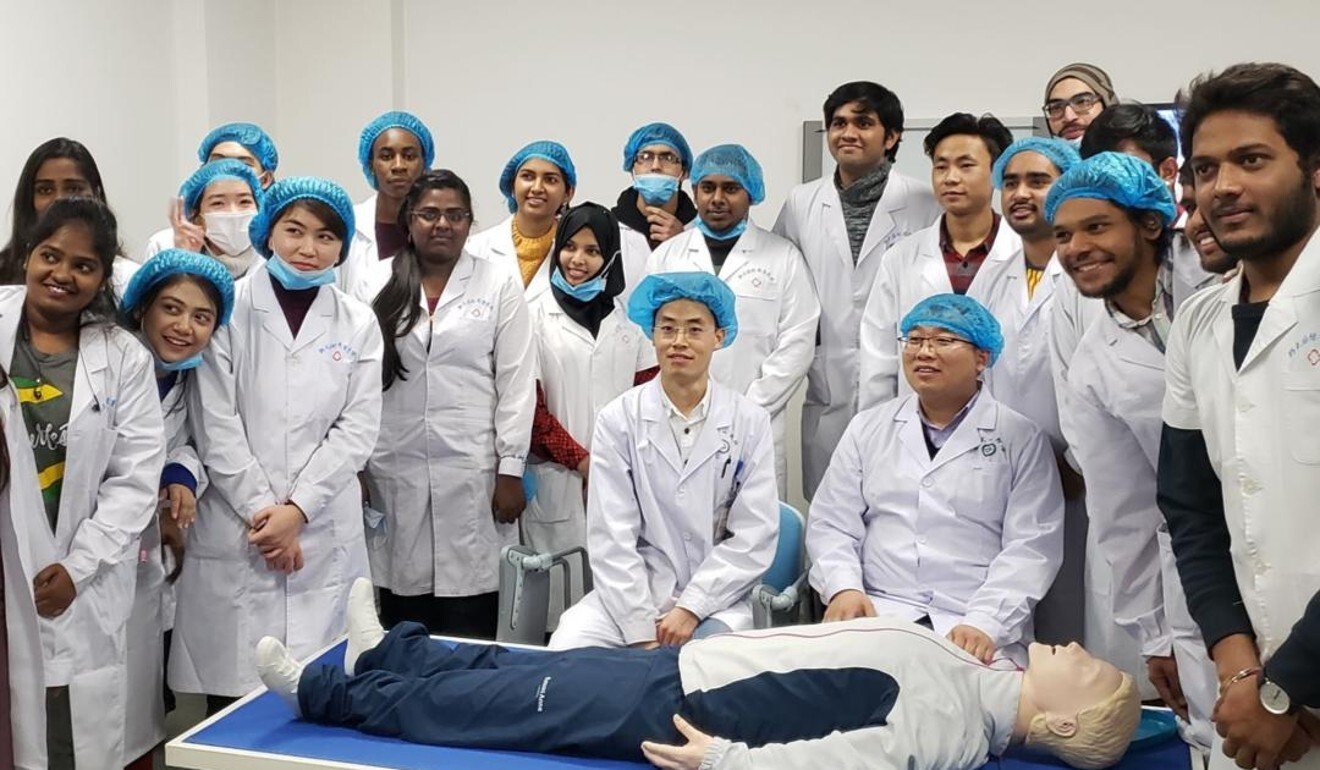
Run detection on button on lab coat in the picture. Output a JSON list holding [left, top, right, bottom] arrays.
[[646, 224, 820, 495], [170, 267, 383, 696], [364, 251, 535, 598], [564, 379, 779, 646], [772, 171, 941, 496], [0, 288, 166, 768], [807, 391, 1064, 657], [1163, 236, 1320, 752]]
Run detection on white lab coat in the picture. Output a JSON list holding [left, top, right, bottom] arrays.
[[772, 171, 941, 496], [337, 195, 396, 303], [550, 379, 779, 649], [1163, 235, 1320, 764], [1, 383, 51, 770], [807, 391, 1063, 662], [0, 288, 166, 769], [122, 375, 208, 760], [646, 224, 820, 495], [856, 219, 1022, 410], [141, 226, 172, 263], [526, 294, 653, 557], [618, 222, 652, 292], [1065, 290, 1216, 747], [170, 267, 383, 696], [467, 215, 554, 305], [364, 251, 535, 598]]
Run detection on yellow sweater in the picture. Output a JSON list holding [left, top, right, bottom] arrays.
[[512, 219, 555, 287]]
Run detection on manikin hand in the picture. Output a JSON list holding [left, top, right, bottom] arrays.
[[1146, 655, 1189, 721], [823, 589, 877, 622], [640, 714, 714, 770], [33, 563, 76, 617], [491, 474, 526, 524], [170, 197, 207, 252], [947, 624, 996, 664], [656, 607, 700, 647], [644, 206, 684, 244]]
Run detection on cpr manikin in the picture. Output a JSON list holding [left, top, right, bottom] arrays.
[[257, 579, 1142, 770]]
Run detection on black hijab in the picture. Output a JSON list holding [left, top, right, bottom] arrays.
[[550, 202, 626, 337]]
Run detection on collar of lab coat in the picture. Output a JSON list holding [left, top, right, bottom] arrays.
[[416, 251, 477, 322], [478, 215, 553, 303], [353, 195, 379, 248], [892, 388, 1000, 473], [675, 221, 765, 280], [820, 171, 920, 267], [0, 288, 111, 426], [250, 264, 337, 352], [913, 215, 1021, 296], [1212, 230, 1320, 372], [1095, 303, 1165, 372], [640, 377, 732, 480]]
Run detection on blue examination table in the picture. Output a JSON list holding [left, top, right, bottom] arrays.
[[167, 639, 1193, 770]]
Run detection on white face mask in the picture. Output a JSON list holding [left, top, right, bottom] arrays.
[[203, 210, 256, 256]]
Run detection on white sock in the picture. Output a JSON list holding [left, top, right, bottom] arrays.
[[256, 636, 303, 717], [344, 577, 386, 676]]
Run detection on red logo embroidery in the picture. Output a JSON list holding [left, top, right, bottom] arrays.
[[1308, 348, 1320, 367]]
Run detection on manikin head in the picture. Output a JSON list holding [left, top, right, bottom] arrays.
[[1020, 642, 1142, 769], [627, 272, 736, 385], [899, 294, 1001, 407]]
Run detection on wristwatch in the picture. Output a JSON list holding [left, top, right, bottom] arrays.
[[1259, 676, 1294, 716]]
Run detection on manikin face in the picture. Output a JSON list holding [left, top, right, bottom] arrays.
[[901, 324, 988, 400], [1025, 642, 1124, 716], [652, 299, 725, 381], [141, 278, 219, 364]]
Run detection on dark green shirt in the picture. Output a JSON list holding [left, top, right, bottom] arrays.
[[10, 337, 76, 530]]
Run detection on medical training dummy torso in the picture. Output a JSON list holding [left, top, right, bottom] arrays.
[[807, 389, 1064, 665], [549, 377, 779, 649]]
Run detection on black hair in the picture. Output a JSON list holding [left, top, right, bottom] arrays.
[[1, 138, 108, 284], [276, 198, 350, 260], [1180, 62, 1320, 171], [23, 196, 121, 325], [923, 113, 1013, 162], [1080, 103, 1177, 165], [118, 273, 223, 332], [0, 367, 9, 492], [823, 81, 905, 161], [374, 169, 474, 389], [1125, 209, 1175, 263]]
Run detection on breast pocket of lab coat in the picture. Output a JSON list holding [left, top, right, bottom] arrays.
[[729, 270, 781, 340], [1282, 366, 1320, 464]]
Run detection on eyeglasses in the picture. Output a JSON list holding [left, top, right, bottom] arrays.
[[1042, 92, 1102, 120], [654, 323, 713, 341], [900, 334, 972, 353], [635, 150, 683, 169], [412, 207, 472, 225]]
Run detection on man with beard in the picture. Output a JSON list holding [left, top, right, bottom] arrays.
[[1160, 62, 1320, 770], [1046, 152, 1219, 753], [1179, 165, 1238, 275]]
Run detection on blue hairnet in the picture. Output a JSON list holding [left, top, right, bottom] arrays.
[[197, 122, 279, 173], [1044, 151, 1177, 227], [627, 272, 738, 349], [621, 122, 693, 171], [121, 248, 236, 326], [178, 159, 263, 217], [357, 111, 436, 189], [248, 177, 356, 262], [992, 137, 1081, 189], [499, 141, 578, 213], [690, 144, 766, 205], [900, 293, 1004, 366]]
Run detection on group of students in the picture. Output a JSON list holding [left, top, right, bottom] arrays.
[[0, 57, 1317, 770]]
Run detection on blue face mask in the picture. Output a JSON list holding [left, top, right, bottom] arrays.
[[632, 173, 681, 206], [266, 252, 335, 290], [551, 251, 619, 302], [695, 217, 747, 241], [156, 352, 203, 372]]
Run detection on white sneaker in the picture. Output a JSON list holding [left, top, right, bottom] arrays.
[[344, 577, 385, 675], [256, 636, 303, 717]]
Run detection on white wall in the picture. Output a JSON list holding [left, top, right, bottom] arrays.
[[3, 0, 1320, 506]]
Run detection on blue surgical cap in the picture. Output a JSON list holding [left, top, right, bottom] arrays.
[[992, 137, 1081, 189], [900, 293, 1004, 366], [627, 272, 739, 349], [499, 141, 578, 213], [197, 122, 279, 173], [622, 122, 693, 172], [357, 111, 436, 189], [690, 144, 766, 205], [1044, 151, 1178, 227], [121, 248, 236, 326], [248, 177, 356, 263], [179, 159, 263, 217]]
